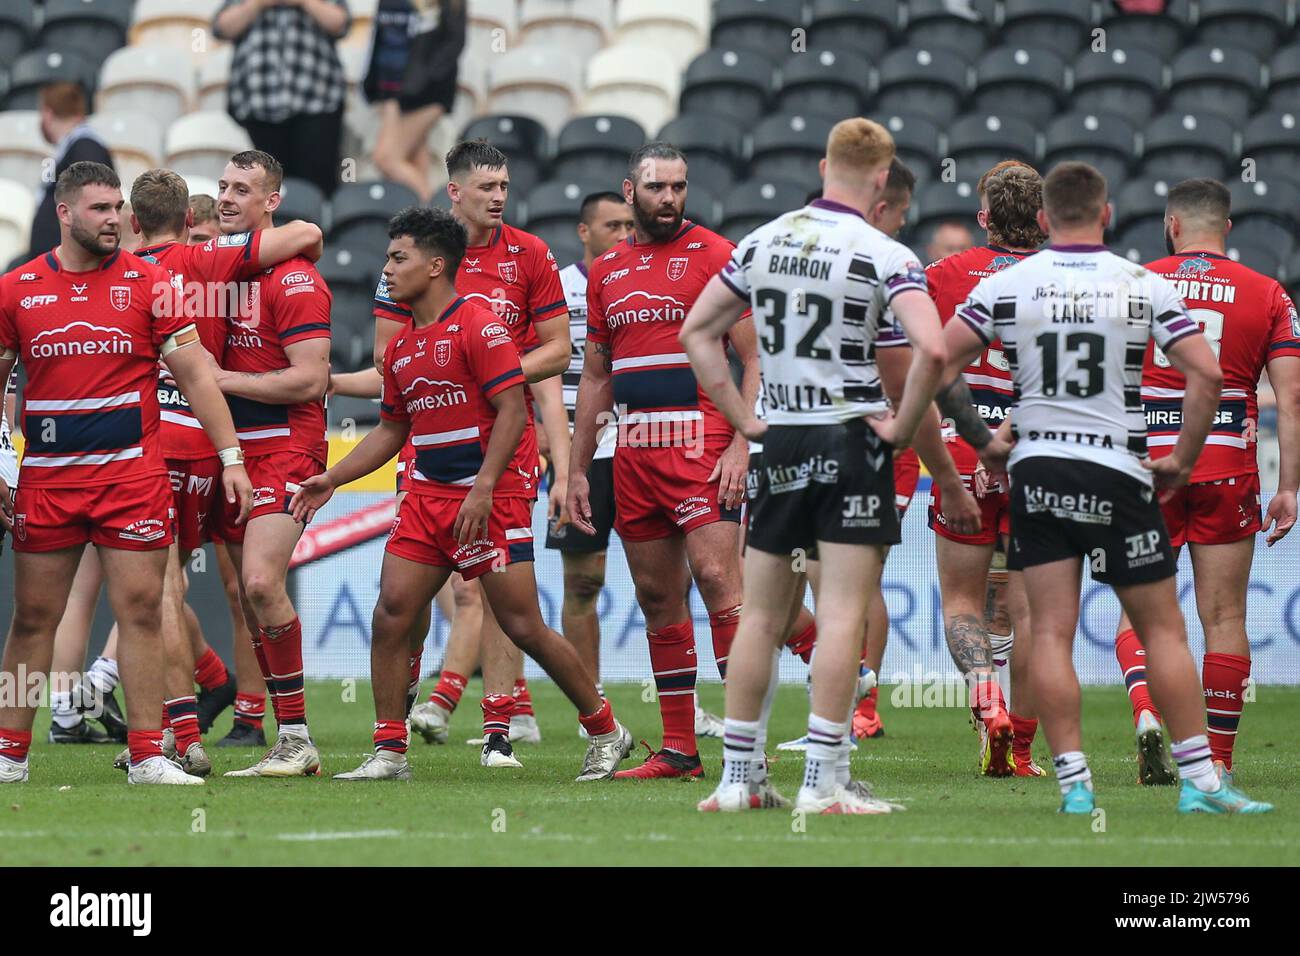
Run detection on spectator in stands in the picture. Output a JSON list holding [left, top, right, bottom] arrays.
[[29, 82, 115, 256], [366, 0, 466, 203], [214, 0, 351, 198], [926, 221, 975, 262], [188, 195, 221, 244]]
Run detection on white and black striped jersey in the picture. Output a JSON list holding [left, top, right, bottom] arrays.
[[719, 198, 928, 426], [559, 261, 615, 459], [957, 244, 1202, 485], [0, 368, 16, 486]]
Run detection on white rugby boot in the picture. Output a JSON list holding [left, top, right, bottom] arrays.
[[575, 722, 633, 781], [127, 755, 205, 785], [333, 751, 412, 781]]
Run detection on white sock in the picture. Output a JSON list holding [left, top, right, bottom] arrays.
[[989, 631, 1013, 709], [801, 713, 847, 797], [750, 648, 781, 784], [835, 694, 857, 785], [50, 691, 79, 728], [694, 691, 704, 717], [86, 656, 119, 694], [278, 722, 309, 740], [1171, 735, 1218, 792], [1052, 750, 1093, 796], [595, 682, 604, 699], [722, 718, 759, 787]]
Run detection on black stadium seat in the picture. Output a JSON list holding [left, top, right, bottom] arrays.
[[1168, 45, 1263, 123], [719, 178, 808, 244], [902, 0, 988, 60], [552, 115, 645, 185], [1139, 112, 1236, 182], [875, 46, 969, 126], [946, 114, 1039, 179], [0, 2, 35, 66], [684, 183, 721, 231], [1071, 47, 1165, 126], [1266, 43, 1300, 112], [679, 48, 775, 130], [658, 114, 745, 198], [327, 180, 421, 252], [711, 0, 805, 58], [37, 0, 131, 70], [806, 0, 897, 61], [1241, 111, 1300, 186], [318, 244, 382, 374], [523, 178, 608, 237], [971, 46, 1066, 128], [999, 0, 1092, 56], [1112, 178, 1172, 239], [1226, 242, 1284, 284], [1287, 251, 1300, 300], [1097, 0, 1192, 62], [1227, 179, 1300, 258], [747, 113, 835, 189], [1043, 112, 1138, 193], [775, 47, 870, 120], [1195, 0, 1289, 58], [460, 114, 549, 198], [273, 177, 327, 227], [913, 179, 981, 249], [872, 112, 942, 187], [3, 47, 97, 109]]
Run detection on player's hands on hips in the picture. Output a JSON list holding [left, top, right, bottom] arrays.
[[548, 468, 569, 529], [1263, 488, 1297, 547], [710, 433, 749, 511], [865, 410, 912, 450], [454, 485, 492, 545], [972, 462, 999, 497], [566, 471, 596, 536], [738, 413, 767, 443], [937, 475, 981, 536], [290, 472, 336, 524], [977, 433, 1012, 489], [222, 463, 254, 525], [1142, 454, 1193, 503]]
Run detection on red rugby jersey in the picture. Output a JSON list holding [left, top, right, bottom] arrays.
[[1142, 251, 1300, 482], [586, 220, 737, 443], [0, 248, 186, 488], [379, 296, 535, 499], [223, 256, 331, 462], [137, 231, 265, 460]]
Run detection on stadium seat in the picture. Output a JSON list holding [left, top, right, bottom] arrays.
[[38, 0, 132, 70], [87, 112, 165, 190], [520, 0, 611, 67], [328, 179, 420, 252], [873, 112, 942, 188], [1096, 0, 1192, 62], [913, 179, 981, 250], [1287, 251, 1300, 298], [971, 47, 1066, 128], [1115, 230, 1166, 266], [614, 0, 709, 70], [0, 3, 35, 68], [747, 113, 835, 190], [468, 0, 518, 61], [0, 179, 35, 264], [179, 173, 218, 201], [684, 183, 721, 231], [656, 113, 745, 198], [460, 114, 549, 199], [946, 114, 1039, 179], [1267, 41, 1300, 110], [131, 0, 222, 56], [552, 115, 645, 185], [1195, 0, 1289, 58], [1112, 177, 1173, 238], [4, 47, 98, 110], [0, 110, 52, 186], [523, 178, 609, 235], [807, 0, 897, 61], [775, 47, 870, 121], [678, 48, 775, 130], [583, 43, 679, 135], [1043, 113, 1138, 194], [196, 44, 232, 112], [1242, 111, 1300, 186], [1168, 46, 1263, 122], [902, 0, 987, 59], [999, 0, 1093, 56], [273, 176, 327, 227], [719, 178, 809, 243], [1071, 46, 1165, 126], [1225, 242, 1285, 283], [98, 46, 196, 136], [711, 0, 805, 58], [1226, 178, 1300, 258], [1138, 112, 1236, 182], [317, 243, 379, 373], [164, 110, 252, 182], [875, 47, 969, 126], [486, 45, 583, 136]]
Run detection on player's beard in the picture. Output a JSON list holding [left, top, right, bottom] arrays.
[[1164, 225, 1175, 257], [70, 217, 119, 258], [632, 191, 683, 243]]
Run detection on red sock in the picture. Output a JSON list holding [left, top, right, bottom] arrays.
[[260, 617, 306, 727], [193, 648, 229, 692], [1011, 713, 1038, 758], [429, 670, 467, 712], [969, 673, 1007, 728], [785, 620, 816, 664], [127, 729, 165, 766], [165, 696, 200, 755], [511, 678, 534, 718], [708, 604, 742, 681], [1202, 652, 1250, 770], [407, 651, 423, 687], [373, 719, 408, 755], [578, 698, 616, 738], [858, 685, 878, 717], [648, 619, 697, 756], [234, 692, 265, 729], [0, 728, 31, 762], [481, 694, 514, 738], [1116, 628, 1161, 725], [161, 704, 172, 731], [249, 630, 274, 716]]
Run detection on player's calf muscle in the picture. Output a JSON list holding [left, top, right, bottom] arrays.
[[944, 613, 994, 673]]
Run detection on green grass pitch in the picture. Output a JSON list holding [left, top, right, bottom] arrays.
[[2, 682, 1295, 866]]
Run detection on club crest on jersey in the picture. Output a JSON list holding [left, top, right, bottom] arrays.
[[435, 339, 451, 367], [13, 513, 25, 542], [1177, 256, 1213, 275], [498, 261, 517, 283], [667, 257, 690, 281], [988, 255, 1019, 272], [110, 286, 131, 311]]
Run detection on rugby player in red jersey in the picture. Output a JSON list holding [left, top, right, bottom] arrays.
[[208, 150, 333, 778], [569, 143, 760, 779], [292, 207, 632, 781], [0, 161, 252, 785], [1115, 178, 1300, 786]]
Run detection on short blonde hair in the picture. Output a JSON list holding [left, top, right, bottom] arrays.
[[826, 118, 895, 176], [130, 168, 190, 235]]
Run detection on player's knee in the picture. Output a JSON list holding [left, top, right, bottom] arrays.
[[371, 599, 411, 645], [451, 576, 482, 610], [563, 572, 603, 612], [241, 568, 285, 613], [9, 600, 61, 641], [690, 559, 737, 607]]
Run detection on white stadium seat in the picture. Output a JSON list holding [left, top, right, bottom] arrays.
[[196, 44, 232, 113], [0, 110, 53, 188], [615, 0, 709, 70], [180, 173, 219, 201], [518, 0, 611, 66], [165, 110, 252, 182], [583, 44, 679, 134], [0, 178, 35, 264], [487, 45, 583, 135], [98, 45, 195, 134], [87, 112, 165, 190], [337, 44, 379, 162], [132, 0, 223, 58], [468, 0, 517, 61], [449, 48, 488, 133]]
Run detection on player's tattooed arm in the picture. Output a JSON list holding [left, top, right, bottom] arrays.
[[594, 340, 612, 374], [944, 613, 994, 674], [935, 376, 994, 450]]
